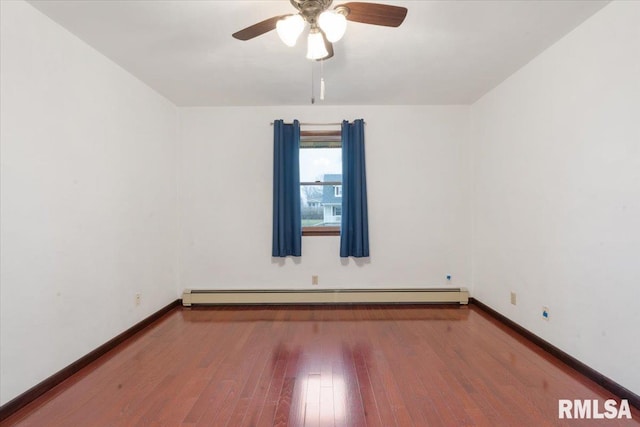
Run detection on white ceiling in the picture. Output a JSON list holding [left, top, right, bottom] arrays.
[[27, 0, 609, 106]]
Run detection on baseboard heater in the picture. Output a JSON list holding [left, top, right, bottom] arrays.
[[182, 288, 469, 306]]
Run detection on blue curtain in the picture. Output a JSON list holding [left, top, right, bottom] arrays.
[[272, 120, 301, 257], [340, 119, 369, 258]]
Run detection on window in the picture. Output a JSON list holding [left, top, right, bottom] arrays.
[[299, 130, 342, 236]]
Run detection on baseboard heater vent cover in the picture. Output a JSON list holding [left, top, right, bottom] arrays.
[[182, 288, 469, 306]]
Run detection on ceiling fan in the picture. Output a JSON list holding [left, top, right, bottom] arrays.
[[232, 1, 408, 61]]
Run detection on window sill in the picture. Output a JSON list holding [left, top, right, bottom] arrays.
[[302, 226, 340, 237]]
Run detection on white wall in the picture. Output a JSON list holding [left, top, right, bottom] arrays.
[[471, 1, 640, 395], [178, 106, 471, 291], [0, 1, 178, 404]]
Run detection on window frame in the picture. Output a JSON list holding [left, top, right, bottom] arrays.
[[300, 130, 342, 237]]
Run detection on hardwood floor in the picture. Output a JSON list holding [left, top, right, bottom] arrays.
[[3, 305, 639, 426]]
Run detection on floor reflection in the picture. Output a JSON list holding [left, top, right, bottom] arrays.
[[295, 372, 347, 426], [274, 339, 372, 426]]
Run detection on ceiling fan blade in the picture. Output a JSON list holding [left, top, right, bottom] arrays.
[[232, 15, 286, 41], [340, 2, 407, 27]]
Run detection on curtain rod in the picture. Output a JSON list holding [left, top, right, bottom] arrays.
[[269, 121, 365, 126]]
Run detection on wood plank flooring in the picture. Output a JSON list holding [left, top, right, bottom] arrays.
[[3, 304, 639, 426]]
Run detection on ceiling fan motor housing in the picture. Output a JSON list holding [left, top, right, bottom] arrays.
[[290, 0, 336, 23]]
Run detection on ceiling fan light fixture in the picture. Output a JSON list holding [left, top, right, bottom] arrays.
[[276, 14, 305, 47], [318, 10, 347, 43], [306, 28, 329, 60]]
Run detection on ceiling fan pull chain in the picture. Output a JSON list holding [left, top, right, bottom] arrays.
[[320, 59, 325, 101], [311, 61, 315, 104]]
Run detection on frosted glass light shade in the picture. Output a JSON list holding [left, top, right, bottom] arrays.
[[318, 10, 347, 42], [306, 29, 329, 60], [276, 14, 305, 47]]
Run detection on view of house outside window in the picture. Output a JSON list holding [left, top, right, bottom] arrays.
[[300, 147, 342, 229]]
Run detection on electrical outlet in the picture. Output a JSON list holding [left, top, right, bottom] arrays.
[[312, 275, 319, 285], [542, 306, 550, 321], [135, 293, 141, 306], [510, 292, 517, 305]]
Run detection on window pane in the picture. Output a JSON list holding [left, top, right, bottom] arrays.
[[299, 148, 341, 183], [300, 147, 342, 232], [300, 184, 342, 227]]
